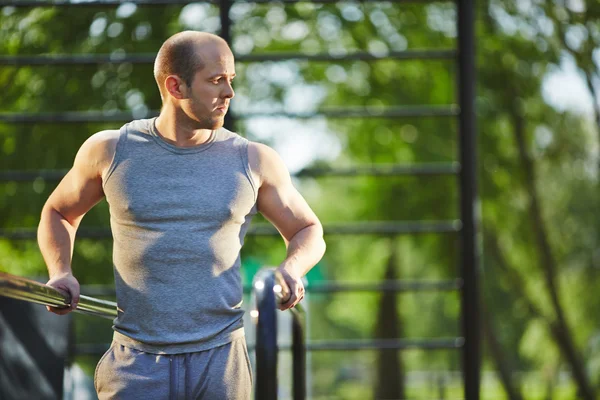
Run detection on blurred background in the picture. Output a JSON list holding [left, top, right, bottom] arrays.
[[1, 0, 600, 399]]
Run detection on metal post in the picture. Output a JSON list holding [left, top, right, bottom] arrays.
[[219, 0, 235, 131], [292, 315, 306, 400], [457, 0, 480, 398], [254, 270, 278, 400]]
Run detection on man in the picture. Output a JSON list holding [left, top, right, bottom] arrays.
[[37, 31, 326, 399]]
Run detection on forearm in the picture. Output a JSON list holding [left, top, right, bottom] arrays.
[[37, 207, 78, 278], [280, 223, 326, 277]]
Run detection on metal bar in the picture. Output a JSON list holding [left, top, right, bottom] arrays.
[[253, 269, 306, 400], [0, 228, 113, 240], [0, 50, 456, 66], [297, 163, 460, 177], [0, 170, 67, 181], [0, 106, 458, 123], [0, 163, 460, 183], [306, 337, 464, 351], [0, 272, 117, 320], [253, 269, 278, 400], [219, 0, 234, 131], [248, 220, 462, 235], [0, 0, 451, 7], [0, 221, 462, 240], [457, 0, 480, 398], [292, 314, 306, 400], [306, 280, 463, 293]]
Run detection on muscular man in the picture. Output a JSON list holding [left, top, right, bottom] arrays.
[[37, 31, 326, 399]]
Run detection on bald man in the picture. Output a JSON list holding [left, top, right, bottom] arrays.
[[38, 31, 325, 399]]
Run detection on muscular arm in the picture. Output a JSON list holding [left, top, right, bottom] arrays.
[[38, 130, 118, 313], [249, 142, 326, 309]]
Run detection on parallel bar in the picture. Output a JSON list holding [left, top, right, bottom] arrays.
[[0, 50, 456, 66], [0, 163, 460, 182], [253, 269, 278, 400], [0, 221, 462, 240], [0, 106, 458, 123], [0, 0, 449, 7], [0, 272, 117, 320], [292, 314, 306, 400], [457, 0, 481, 397], [75, 337, 464, 356]]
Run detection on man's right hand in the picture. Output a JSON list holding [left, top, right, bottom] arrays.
[[46, 273, 80, 315]]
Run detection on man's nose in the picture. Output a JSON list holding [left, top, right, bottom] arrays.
[[223, 82, 235, 99]]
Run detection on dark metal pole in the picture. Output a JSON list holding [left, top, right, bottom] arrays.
[[457, 0, 480, 398], [292, 315, 306, 400], [254, 270, 278, 400], [219, 0, 235, 131]]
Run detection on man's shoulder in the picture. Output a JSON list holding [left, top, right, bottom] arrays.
[[89, 129, 120, 142], [76, 129, 121, 168], [83, 129, 120, 153], [247, 141, 289, 186]]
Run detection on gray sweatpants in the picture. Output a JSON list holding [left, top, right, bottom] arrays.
[[94, 337, 253, 399]]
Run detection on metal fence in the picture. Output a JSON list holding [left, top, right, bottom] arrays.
[[0, 0, 480, 397]]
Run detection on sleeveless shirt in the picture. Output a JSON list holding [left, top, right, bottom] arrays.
[[102, 118, 258, 354]]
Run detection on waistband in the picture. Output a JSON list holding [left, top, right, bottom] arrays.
[[112, 327, 246, 355]]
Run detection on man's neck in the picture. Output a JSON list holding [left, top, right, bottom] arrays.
[[154, 111, 213, 148]]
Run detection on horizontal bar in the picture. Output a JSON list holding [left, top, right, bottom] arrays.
[[298, 163, 460, 177], [80, 279, 462, 297], [306, 337, 464, 351], [0, 163, 460, 183], [0, 271, 117, 320], [250, 221, 462, 235], [306, 280, 463, 293], [0, 0, 449, 7], [0, 221, 461, 240], [0, 170, 66, 182], [75, 337, 464, 356], [0, 106, 458, 123], [0, 50, 455, 66]]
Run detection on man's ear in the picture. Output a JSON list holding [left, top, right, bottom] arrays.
[[164, 75, 187, 99]]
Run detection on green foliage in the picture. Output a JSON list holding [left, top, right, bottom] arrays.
[[2, 0, 600, 398]]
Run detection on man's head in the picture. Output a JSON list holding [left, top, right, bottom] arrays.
[[154, 31, 235, 130]]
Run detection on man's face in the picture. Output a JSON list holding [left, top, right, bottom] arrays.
[[181, 42, 235, 130]]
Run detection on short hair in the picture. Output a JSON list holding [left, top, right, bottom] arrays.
[[153, 31, 211, 96]]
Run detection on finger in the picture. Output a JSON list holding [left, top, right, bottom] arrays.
[[46, 305, 72, 315], [292, 294, 305, 308], [279, 293, 298, 311], [70, 290, 80, 310]]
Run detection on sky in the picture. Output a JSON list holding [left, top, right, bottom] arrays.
[[542, 53, 598, 117]]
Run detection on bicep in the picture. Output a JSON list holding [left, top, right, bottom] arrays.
[[45, 167, 104, 227], [43, 135, 112, 226], [255, 147, 320, 242]]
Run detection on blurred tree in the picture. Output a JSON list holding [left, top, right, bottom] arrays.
[[1, 0, 600, 399]]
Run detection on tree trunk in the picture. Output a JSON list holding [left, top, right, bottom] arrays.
[[374, 241, 405, 399], [481, 300, 524, 400], [508, 112, 596, 399]]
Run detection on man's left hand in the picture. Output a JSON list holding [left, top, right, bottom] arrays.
[[276, 267, 305, 310]]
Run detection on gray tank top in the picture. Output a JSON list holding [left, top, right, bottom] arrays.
[[102, 118, 258, 354]]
